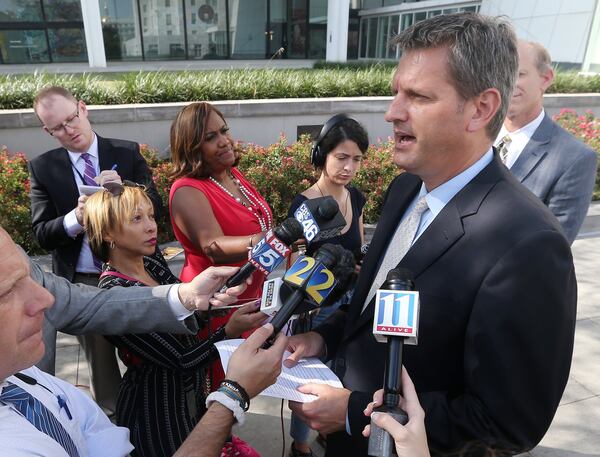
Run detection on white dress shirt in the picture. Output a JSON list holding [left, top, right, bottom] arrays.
[[62, 134, 100, 274], [496, 109, 545, 169], [0, 366, 133, 456]]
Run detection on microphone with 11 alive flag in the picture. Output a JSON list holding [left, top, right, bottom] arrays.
[[219, 218, 303, 292], [368, 268, 420, 457], [264, 244, 354, 346], [293, 196, 346, 244]]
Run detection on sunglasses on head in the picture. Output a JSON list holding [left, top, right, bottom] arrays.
[[104, 180, 147, 197]]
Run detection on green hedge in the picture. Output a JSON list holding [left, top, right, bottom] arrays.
[[1, 67, 598, 109]]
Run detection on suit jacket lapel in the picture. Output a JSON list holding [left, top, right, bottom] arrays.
[[347, 157, 504, 337], [96, 135, 115, 171], [56, 148, 79, 202], [509, 114, 552, 182], [345, 174, 421, 327]]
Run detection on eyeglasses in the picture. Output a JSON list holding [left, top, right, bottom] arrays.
[[46, 105, 80, 136]]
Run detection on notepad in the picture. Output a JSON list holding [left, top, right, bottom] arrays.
[[214, 339, 343, 403]]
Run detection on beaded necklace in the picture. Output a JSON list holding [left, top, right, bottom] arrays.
[[208, 171, 272, 232]]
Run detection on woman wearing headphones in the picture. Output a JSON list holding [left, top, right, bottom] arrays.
[[286, 114, 369, 457]]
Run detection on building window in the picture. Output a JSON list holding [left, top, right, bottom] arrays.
[[359, 2, 481, 59], [165, 0, 171, 6], [0, 0, 87, 64], [191, 12, 196, 24], [166, 14, 171, 26]]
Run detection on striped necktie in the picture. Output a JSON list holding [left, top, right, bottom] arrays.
[[362, 196, 429, 313], [80, 153, 98, 187], [1, 382, 80, 457], [79, 153, 102, 271], [497, 134, 512, 164]]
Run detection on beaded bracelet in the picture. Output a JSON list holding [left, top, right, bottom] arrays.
[[218, 385, 248, 410], [220, 379, 250, 410]]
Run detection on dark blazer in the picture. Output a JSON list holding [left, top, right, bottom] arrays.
[[315, 154, 577, 456], [510, 114, 597, 244], [28, 135, 163, 280]]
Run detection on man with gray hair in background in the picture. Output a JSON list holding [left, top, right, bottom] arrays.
[[496, 40, 597, 244], [285, 13, 577, 457]]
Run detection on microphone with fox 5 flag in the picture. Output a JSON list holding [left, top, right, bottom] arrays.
[[260, 244, 356, 318], [294, 196, 347, 244], [264, 244, 353, 346], [219, 217, 303, 292], [368, 268, 420, 457]]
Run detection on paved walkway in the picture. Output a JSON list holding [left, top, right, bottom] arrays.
[[48, 204, 600, 456]]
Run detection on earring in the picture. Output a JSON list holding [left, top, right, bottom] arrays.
[[110, 240, 115, 249]]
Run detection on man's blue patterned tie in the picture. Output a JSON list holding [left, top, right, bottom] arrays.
[[0, 382, 80, 457]]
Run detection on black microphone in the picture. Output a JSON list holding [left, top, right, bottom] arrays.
[[220, 218, 303, 292], [260, 244, 356, 318], [264, 244, 355, 347], [368, 268, 419, 457], [293, 196, 347, 243]]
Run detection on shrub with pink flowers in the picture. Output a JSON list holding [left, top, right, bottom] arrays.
[[0, 147, 41, 253], [552, 109, 600, 199], [2, 110, 599, 254]]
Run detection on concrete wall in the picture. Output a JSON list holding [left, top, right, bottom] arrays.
[[1, 94, 598, 159]]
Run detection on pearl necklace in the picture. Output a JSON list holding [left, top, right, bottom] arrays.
[[209, 172, 272, 232]]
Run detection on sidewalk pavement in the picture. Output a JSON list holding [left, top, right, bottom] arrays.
[[49, 204, 600, 457]]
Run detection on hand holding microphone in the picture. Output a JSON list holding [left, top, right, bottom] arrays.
[[363, 368, 430, 457], [368, 268, 420, 457]]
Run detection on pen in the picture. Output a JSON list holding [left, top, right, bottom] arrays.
[[57, 395, 73, 420], [111, 164, 118, 170]]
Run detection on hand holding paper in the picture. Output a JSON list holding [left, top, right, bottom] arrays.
[[215, 339, 342, 403]]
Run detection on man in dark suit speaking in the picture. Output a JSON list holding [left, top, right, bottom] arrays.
[[28, 86, 163, 414], [285, 13, 577, 457]]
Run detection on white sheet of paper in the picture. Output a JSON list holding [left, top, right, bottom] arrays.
[[214, 339, 343, 403]]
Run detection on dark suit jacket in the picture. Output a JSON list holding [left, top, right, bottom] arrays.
[[510, 114, 597, 244], [29, 135, 163, 280], [315, 155, 577, 456]]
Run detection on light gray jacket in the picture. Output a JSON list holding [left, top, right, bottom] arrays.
[[29, 255, 197, 374], [510, 114, 597, 244]]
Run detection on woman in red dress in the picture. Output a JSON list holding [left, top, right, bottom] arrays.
[[169, 102, 272, 387]]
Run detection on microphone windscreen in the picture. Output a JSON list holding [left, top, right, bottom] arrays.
[[276, 217, 304, 244], [316, 244, 357, 307], [318, 198, 339, 220], [386, 267, 414, 282]]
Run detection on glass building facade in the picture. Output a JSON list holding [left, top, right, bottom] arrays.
[[0, 0, 331, 64], [358, 2, 480, 60], [0, 0, 86, 64], [0, 0, 489, 65]]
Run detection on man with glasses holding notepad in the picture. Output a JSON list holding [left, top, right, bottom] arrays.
[[28, 86, 163, 415]]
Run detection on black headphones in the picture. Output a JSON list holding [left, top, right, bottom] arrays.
[[310, 113, 351, 167]]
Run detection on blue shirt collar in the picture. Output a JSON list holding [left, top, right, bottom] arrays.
[[420, 148, 494, 219]]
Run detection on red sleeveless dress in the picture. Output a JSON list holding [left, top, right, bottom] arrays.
[[169, 167, 273, 387]]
